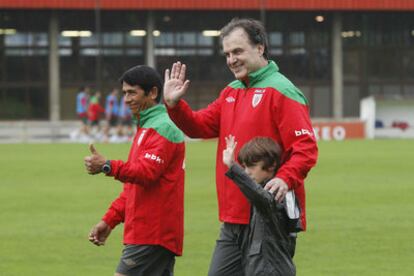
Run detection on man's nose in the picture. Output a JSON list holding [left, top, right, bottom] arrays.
[[227, 54, 237, 64]]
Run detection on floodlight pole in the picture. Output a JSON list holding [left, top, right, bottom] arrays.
[[48, 11, 60, 121], [332, 12, 343, 119], [146, 11, 156, 69], [95, 0, 102, 91], [260, 0, 266, 26]]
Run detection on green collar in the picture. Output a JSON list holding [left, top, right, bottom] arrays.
[[243, 60, 279, 87], [138, 104, 165, 127]]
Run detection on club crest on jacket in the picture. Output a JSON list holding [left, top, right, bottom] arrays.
[[252, 89, 265, 108]]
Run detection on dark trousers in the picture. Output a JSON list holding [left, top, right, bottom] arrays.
[[208, 223, 297, 276], [116, 244, 175, 276]]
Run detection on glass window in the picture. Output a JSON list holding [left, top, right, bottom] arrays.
[[80, 34, 98, 46], [288, 32, 305, 46], [126, 34, 143, 46], [270, 48, 283, 56], [402, 50, 414, 80], [5, 32, 48, 47], [269, 32, 283, 46], [312, 86, 331, 117], [58, 36, 72, 46], [197, 33, 213, 46], [176, 49, 197, 55], [155, 32, 174, 46], [102, 32, 123, 46], [311, 48, 330, 80], [102, 49, 123, 55], [126, 49, 143, 56], [176, 32, 196, 46], [80, 48, 99, 56], [5, 33, 30, 46], [155, 48, 176, 56], [367, 49, 401, 80], [59, 49, 72, 56], [5, 49, 48, 56], [197, 49, 213, 56], [343, 50, 360, 82]]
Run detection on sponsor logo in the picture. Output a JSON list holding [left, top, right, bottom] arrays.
[[313, 126, 346, 141], [225, 96, 235, 103], [144, 153, 164, 164], [294, 128, 314, 137]]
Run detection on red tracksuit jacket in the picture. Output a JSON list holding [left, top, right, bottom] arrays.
[[167, 61, 318, 230], [102, 104, 185, 255]]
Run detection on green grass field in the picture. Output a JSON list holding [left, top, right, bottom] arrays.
[[0, 139, 413, 275]]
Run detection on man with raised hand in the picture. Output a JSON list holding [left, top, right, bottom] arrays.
[[84, 65, 185, 276], [164, 18, 318, 275]]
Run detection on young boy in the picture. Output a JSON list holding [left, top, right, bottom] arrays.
[[223, 135, 299, 276]]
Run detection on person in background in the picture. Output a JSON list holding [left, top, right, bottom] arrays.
[[87, 91, 105, 138], [117, 94, 134, 141], [104, 88, 120, 142], [163, 18, 318, 275], [75, 86, 90, 137]]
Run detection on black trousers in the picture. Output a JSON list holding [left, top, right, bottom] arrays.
[[116, 244, 175, 276], [208, 223, 296, 276]]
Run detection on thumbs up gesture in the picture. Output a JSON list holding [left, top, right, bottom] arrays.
[[84, 143, 106, 175]]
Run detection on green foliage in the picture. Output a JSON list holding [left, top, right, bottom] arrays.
[[0, 140, 413, 275]]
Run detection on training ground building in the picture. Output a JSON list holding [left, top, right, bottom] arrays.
[[0, 0, 414, 139]]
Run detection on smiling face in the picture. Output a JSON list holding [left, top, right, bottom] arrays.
[[243, 161, 275, 185], [122, 82, 157, 115], [222, 28, 267, 82]]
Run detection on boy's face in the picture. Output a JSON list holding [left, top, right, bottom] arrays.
[[243, 161, 274, 184]]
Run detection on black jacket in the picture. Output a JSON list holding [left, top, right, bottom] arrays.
[[225, 164, 296, 276]]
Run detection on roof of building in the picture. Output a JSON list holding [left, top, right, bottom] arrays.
[[1, 0, 414, 11]]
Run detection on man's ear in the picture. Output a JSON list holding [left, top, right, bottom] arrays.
[[257, 44, 265, 57], [149, 86, 159, 101]]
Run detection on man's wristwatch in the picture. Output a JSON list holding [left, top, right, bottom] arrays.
[[102, 160, 112, 174]]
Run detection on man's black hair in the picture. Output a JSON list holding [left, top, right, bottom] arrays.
[[220, 18, 269, 60], [119, 65, 163, 103]]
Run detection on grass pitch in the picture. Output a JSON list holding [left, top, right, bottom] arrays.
[[0, 139, 413, 275]]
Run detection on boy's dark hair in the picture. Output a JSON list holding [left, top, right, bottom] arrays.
[[220, 18, 269, 60], [119, 65, 163, 103], [238, 137, 281, 172]]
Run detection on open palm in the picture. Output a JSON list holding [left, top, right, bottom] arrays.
[[164, 61, 190, 107]]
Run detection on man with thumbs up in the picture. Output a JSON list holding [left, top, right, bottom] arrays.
[[84, 65, 185, 276]]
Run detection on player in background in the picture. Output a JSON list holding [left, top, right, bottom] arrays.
[[117, 94, 134, 142], [87, 91, 105, 139], [74, 86, 90, 141], [104, 88, 120, 142]]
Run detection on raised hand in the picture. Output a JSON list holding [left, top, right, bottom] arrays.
[[223, 135, 237, 168], [84, 143, 106, 174], [163, 61, 190, 107]]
